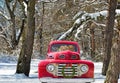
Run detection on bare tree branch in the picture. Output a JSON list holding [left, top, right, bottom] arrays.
[[57, 10, 120, 40], [12, 0, 17, 12], [5, 0, 14, 19]]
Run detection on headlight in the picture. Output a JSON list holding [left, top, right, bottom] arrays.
[[71, 55, 77, 59], [80, 65, 88, 73], [59, 54, 65, 59], [46, 64, 55, 72]]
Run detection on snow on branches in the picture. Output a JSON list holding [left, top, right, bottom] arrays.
[[57, 9, 120, 40]]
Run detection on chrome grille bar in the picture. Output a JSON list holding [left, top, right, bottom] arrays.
[[57, 64, 78, 77]]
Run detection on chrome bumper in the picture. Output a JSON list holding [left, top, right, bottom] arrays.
[[39, 77, 94, 83]]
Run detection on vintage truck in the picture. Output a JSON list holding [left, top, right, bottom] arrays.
[[38, 40, 94, 83]]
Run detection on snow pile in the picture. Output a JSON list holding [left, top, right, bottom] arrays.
[[13, 74, 29, 79], [0, 54, 17, 63]]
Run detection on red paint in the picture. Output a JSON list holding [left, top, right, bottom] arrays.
[[38, 40, 94, 79]]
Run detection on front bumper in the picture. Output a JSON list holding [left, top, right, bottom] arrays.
[[39, 77, 94, 83]]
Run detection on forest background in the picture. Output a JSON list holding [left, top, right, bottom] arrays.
[[0, 0, 111, 60], [0, 0, 120, 83]]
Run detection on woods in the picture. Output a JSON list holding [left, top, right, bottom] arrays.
[[0, 0, 120, 82]]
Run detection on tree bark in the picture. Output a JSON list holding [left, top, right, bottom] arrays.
[[102, 0, 117, 75], [104, 39, 120, 83], [5, 0, 17, 49], [90, 23, 95, 59], [16, 19, 25, 45], [39, 2, 44, 56], [16, 0, 35, 76], [90, 28, 95, 58]]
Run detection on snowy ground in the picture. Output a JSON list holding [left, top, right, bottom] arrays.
[[0, 55, 119, 83]]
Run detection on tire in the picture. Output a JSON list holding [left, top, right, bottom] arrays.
[[86, 82, 91, 83], [41, 82, 47, 83]]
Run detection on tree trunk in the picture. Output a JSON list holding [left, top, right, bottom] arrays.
[[16, 19, 25, 45], [90, 29, 95, 58], [11, 16, 16, 49], [102, 0, 117, 75], [104, 38, 120, 83], [16, 0, 35, 76], [5, 0, 17, 49], [39, 2, 44, 56]]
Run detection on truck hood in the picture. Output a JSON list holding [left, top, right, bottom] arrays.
[[47, 50, 80, 60]]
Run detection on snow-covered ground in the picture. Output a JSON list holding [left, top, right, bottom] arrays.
[[0, 55, 119, 83]]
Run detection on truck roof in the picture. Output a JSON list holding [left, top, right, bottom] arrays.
[[49, 40, 79, 45]]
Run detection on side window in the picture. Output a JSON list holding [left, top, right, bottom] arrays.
[[51, 44, 59, 52]]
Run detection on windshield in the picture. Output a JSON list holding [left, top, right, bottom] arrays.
[[51, 44, 78, 52]]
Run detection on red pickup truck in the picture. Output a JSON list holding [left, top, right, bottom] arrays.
[[38, 40, 94, 83]]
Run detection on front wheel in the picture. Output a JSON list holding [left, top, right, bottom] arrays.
[[86, 82, 91, 83], [41, 82, 47, 83]]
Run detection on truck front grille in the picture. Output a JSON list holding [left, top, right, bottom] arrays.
[[57, 64, 78, 77]]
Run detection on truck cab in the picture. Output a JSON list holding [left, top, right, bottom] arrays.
[[38, 40, 94, 83]]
